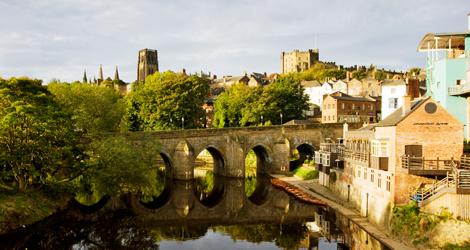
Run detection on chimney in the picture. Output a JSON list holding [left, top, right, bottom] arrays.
[[468, 12, 470, 30], [402, 83, 412, 116]]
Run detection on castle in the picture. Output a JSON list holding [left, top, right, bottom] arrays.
[[280, 49, 320, 74]]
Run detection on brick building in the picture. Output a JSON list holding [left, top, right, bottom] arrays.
[[315, 96, 468, 225], [322, 92, 378, 123]]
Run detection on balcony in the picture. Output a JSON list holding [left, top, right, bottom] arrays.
[[401, 155, 455, 176], [448, 84, 470, 96], [343, 149, 369, 164]]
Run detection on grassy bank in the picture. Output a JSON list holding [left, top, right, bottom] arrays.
[[0, 190, 70, 234], [293, 166, 318, 180]]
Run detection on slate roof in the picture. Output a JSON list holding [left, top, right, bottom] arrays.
[[329, 92, 375, 102], [381, 79, 406, 86], [375, 97, 429, 127], [301, 80, 321, 87]]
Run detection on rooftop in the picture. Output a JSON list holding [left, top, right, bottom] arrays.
[[417, 32, 470, 51]]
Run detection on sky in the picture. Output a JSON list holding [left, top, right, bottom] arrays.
[[0, 0, 468, 83]]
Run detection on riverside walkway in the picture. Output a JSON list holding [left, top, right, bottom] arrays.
[[272, 175, 417, 250]]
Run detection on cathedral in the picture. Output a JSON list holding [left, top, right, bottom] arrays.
[[82, 64, 128, 94]]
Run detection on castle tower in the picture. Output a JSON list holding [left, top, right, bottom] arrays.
[[137, 48, 159, 82]]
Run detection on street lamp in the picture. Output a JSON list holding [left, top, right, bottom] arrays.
[[182, 117, 185, 129], [261, 115, 264, 126], [280, 113, 283, 125]]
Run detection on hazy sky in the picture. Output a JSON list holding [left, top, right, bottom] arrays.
[[0, 0, 468, 83]]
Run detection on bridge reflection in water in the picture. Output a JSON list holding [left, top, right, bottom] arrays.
[[0, 175, 390, 250]]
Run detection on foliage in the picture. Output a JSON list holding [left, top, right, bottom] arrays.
[[0, 78, 82, 192], [409, 67, 422, 76], [213, 77, 309, 127], [195, 170, 214, 196], [245, 176, 257, 197], [77, 136, 162, 198], [126, 71, 210, 131], [352, 70, 367, 80], [48, 82, 125, 136], [391, 201, 440, 245], [283, 63, 346, 82], [293, 166, 318, 180], [375, 70, 387, 81], [245, 150, 257, 177]]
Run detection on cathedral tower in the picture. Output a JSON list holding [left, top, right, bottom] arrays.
[[137, 48, 159, 82]]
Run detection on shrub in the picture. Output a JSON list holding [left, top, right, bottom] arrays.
[[293, 166, 318, 180]]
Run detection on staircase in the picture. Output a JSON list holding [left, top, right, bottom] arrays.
[[409, 173, 456, 206], [410, 165, 470, 205]]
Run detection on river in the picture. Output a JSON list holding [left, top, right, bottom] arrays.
[[0, 174, 390, 250]]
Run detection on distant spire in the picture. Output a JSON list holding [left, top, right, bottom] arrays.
[[98, 64, 104, 82], [83, 69, 88, 84], [114, 66, 120, 81]]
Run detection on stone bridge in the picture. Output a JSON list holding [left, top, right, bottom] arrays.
[[123, 124, 356, 180]]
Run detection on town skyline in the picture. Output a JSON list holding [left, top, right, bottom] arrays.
[[0, 0, 468, 83]]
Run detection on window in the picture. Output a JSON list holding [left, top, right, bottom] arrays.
[[388, 98, 398, 109], [370, 104, 373, 110], [378, 173, 382, 188], [363, 168, 367, 179], [371, 140, 388, 157], [370, 169, 375, 182], [390, 87, 396, 94], [362, 104, 365, 110], [457, 80, 461, 86], [352, 104, 355, 110], [342, 103, 345, 110]]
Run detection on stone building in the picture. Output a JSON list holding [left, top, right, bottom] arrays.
[[280, 49, 319, 74], [322, 92, 378, 124], [315, 96, 469, 225], [347, 78, 363, 96], [137, 48, 159, 82]]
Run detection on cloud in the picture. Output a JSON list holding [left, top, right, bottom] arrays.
[[0, 0, 468, 83]]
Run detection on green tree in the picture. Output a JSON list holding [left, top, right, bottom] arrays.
[[213, 77, 309, 127], [0, 78, 81, 192], [254, 76, 310, 125], [375, 70, 387, 81], [76, 135, 162, 201], [352, 70, 367, 80], [126, 71, 210, 130], [213, 84, 262, 128], [48, 82, 125, 136]]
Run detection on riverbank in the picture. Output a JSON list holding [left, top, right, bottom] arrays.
[[272, 175, 416, 250], [0, 190, 70, 234]]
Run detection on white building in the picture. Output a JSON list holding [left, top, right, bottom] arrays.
[[381, 79, 407, 119], [332, 80, 348, 94], [301, 80, 323, 107]]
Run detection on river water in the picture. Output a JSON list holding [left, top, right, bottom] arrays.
[[0, 175, 390, 250]]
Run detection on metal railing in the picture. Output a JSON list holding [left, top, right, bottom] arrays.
[[448, 84, 470, 96]]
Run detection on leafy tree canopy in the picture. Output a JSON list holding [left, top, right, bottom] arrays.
[[126, 71, 210, 131], [48, 82, 125, 136], [213, 77, 309, 128], [0, 78, 81, 192]]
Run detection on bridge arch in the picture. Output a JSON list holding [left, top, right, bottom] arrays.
[[158, 150, 174, 177], [290, 142, 316, 170], [193, 145, 226, 175], [245, 143, 273, 175]]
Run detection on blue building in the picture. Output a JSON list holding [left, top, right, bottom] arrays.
[[417, 13, 470, 139]]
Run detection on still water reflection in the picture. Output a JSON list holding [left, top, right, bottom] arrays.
[[0, 175, 390, 250]]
